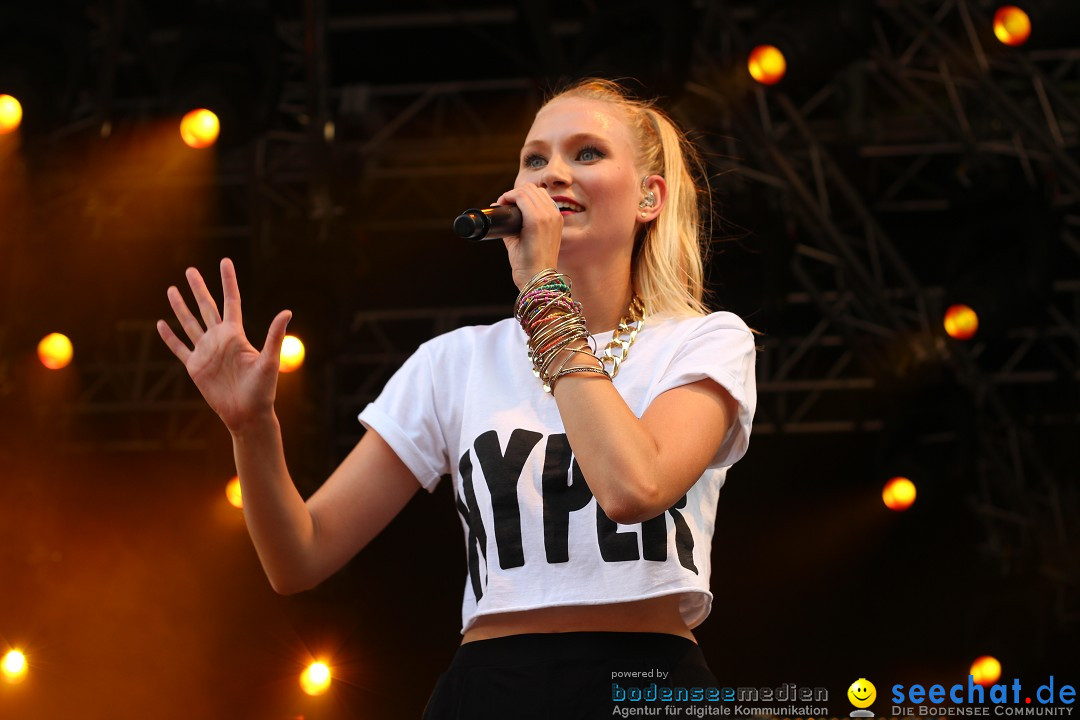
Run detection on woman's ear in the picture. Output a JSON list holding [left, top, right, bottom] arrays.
[[637, 174, 667, 224]]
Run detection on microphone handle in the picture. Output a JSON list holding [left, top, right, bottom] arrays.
[[453, 206, 523, 241]]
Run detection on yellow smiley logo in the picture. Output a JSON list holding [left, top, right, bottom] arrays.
[[848, 678, 877, 709]]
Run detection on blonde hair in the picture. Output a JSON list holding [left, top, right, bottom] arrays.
[[544, 78, 711, 317]]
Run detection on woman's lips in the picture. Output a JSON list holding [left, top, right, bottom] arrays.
[[552, 197, 585, 213]]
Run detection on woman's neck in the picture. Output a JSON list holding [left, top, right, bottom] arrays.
[[559, 262, 634, 335]]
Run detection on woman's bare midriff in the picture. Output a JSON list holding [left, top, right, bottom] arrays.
[[460, 594, 697, 645]]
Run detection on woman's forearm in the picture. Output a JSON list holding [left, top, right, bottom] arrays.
[[553, 364, 734, 526], [230, 412, 318, 594], [553, 372, 663, 524]]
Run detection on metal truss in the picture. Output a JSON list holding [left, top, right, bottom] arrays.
[[32, 321, 215, 452], [870, 0, 1080, 626], [872, 0, 1080, 202], [686, 0, 1079, 622]]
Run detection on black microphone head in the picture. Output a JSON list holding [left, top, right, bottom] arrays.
[[453, 210, 488, 239]]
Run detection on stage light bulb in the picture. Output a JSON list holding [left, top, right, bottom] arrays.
[[226, 475, 243, 509], [180, 108, 220, 149], [2, 649, 27, 684], [0, 94, 22, 134], [38, 332, 74, 370], [300, 661, 331, 696], [993, 6, 1031, 46], [882, 477, 916, 511], [748, 45, 787, 86], [279, 335, 305, 373], [944, 304, 979, 341], [970, 655, 1002, 687]]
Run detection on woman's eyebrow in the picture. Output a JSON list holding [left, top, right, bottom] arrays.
[[520, 133, 608, 154], [519, 139, 548, 155], [562, 132, 607, 146]]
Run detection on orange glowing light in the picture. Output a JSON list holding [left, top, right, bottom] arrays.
[[2, 649, 27, 684], [226, 475, 243, 509], [993, 6, 1032, 46], [970, 655, 1002, 687], [944, 304, 979, 341], [300, 661, 331, 696], [748, 45, 787, 86], [882, 477, 916, 511], [37, 332, 74, 370], [279, 335, 305, 373], [0, 94, 22, 135], [180, 108, 220, 149]]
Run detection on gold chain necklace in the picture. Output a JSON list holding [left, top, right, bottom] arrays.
[[598, 295, 645, 379]]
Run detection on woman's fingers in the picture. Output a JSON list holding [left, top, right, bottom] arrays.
[[185, 266, 222, 328], [500, 185, 561, 223], [156, 319, 192, 364], [162, 260, 282, 372], [220, 258, 243, 325], [261, 309, 293, 364], [500, 185, 562, 243], [168, 285, 205, 345]]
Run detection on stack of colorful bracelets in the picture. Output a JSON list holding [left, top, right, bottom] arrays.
[[514, 268, 610, 394]]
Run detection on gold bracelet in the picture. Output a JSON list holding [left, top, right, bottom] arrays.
[[530, 312, 582, 351], [548, 365, 611, 393], [553, 346, 605, 377], [516, 267, 616, 394], [533, 334, 584, 380], [530, 314, 589, 378], [530, 315, 585, 358], [514, 268, 563, 315]]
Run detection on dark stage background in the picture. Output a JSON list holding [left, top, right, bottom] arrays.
[[1, 1, 1078, 718]]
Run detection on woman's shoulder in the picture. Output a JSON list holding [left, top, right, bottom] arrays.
[[649, 308, 754, 337]]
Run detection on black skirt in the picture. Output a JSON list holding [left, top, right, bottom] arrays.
[[421, 631, 721, 720]]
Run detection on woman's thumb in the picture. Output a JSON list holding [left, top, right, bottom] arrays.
[[262, 310, 293, 363]]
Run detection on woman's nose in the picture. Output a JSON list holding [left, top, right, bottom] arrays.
[[541, 157, 570, 187]]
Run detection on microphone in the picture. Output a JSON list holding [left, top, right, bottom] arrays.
[[453, 206, 522, 241]]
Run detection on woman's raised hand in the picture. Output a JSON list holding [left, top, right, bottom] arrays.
[[157, 258, 292, 435]]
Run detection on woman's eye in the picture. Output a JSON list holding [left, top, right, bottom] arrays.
[[578, 147, 604, 162], [523, 154, 546, 169]]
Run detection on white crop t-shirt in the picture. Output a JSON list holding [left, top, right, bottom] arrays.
[[358, 311, 757, 635]]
